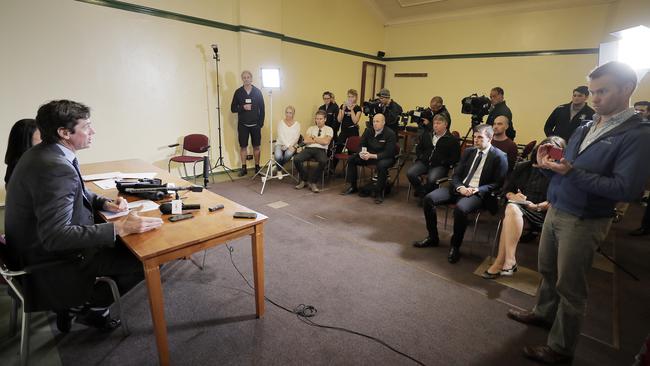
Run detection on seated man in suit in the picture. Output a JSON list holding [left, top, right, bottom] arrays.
[[5, 100, 163, 332], [341, 113, 397, 204], [413, 124, 508, 263]]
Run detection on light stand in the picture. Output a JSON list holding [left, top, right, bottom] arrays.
[[210, 44, 234, 182], [251, 68, 297, 194]]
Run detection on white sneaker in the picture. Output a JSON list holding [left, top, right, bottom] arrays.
[[295, 181, 306, 189], [309, 183, 320, 193], [276, 170, 283, 180]]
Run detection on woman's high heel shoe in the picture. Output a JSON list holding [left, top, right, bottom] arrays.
[[500, 263, 518, 276]]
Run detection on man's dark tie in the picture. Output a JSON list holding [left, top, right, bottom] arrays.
[[72, 158, 88, 197], [463, 151, 484, 186]]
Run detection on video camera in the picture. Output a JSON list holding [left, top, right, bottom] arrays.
[[116, 178, 203, 200], [402, 107, 432, 125], [460, 94, 491, 125], [362, 98, 382, 117]]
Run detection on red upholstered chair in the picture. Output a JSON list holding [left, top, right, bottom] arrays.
[[333, 135, 362, 180], [168, 134, 213, 183]]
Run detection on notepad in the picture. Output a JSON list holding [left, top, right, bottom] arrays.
[[100, 200, 159, 220]]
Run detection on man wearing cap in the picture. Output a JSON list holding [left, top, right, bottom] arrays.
[[376, 88, 403, 133], [544, 86, 596, 142]]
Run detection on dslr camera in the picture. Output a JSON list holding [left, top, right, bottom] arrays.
[[460, 94, 491, 125]]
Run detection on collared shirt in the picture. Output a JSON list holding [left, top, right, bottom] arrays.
[[374, 128, 384, 137], [465, 144, 491, 188], [432, 130, 446, 146], [579, 107, 636, 153], [305, 125, 333, 150], [56, 143, 76, 164]]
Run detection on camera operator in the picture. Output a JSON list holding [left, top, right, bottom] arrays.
[[319, 91, 340, 139], [376, 88, 403, 133], [486, 87, 516, 140], [543, 86, 595, 141], [634, 100, 650, 122], [424, 96, 452, 130], [407, 113, 460, 201]]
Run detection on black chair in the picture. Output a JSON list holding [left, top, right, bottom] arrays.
[[0, 236, 128, 366]]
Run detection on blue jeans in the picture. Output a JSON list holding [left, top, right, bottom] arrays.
[[274, 145, 295, 167]]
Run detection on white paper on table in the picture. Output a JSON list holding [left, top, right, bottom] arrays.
[[100, 200, 160, 220], [120, 172, 157, 179], [82, 172, 122, 181], [93, 179, 118, 190]]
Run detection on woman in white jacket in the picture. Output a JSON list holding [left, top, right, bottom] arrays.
[[274, 105, 301, 177]]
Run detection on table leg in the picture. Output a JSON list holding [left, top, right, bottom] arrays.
[[252, 223, 265, 318], [144, 261, 170, 366]]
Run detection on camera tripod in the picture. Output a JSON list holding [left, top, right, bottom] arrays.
[[461, 115, 484, 146]]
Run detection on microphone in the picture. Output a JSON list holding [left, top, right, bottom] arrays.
[[203, 156, 210, 187], [211, 44, 218, 54], [159, 202, 201, 214]]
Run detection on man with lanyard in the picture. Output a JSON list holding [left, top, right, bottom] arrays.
[[543, 86, 595, 141]]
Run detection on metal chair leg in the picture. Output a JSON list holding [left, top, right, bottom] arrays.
[[9, 295, 18, 337], [96, 277, 129, 336], [20, 311, 30, 366], [491, 219, 503, 258]]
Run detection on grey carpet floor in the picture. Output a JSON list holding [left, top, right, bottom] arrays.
[[4, 170, 650, 365]]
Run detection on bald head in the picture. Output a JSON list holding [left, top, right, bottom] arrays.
[[493, 115, 510, 137], [373, 113, 386, 132]]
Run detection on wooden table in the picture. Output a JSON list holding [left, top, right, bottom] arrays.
[[81, 159, 267, 366]]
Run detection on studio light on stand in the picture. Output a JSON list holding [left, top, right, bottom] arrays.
[[599, 25, 650, 80], [252, 68, 297, 194], [210, 43, 234, 182]]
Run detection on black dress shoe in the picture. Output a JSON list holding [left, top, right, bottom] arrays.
[[341, 186, 358, 195], [76, 311, 121, 332], [374, 196, 383, 204], [447, 246, 461, 263], [507, 309, 552, 329], [523, 345, 572, 364], [254, 165, 261, 174], [55, 310, 73, 333], [629, 227, 650, 236], [413, 237, 439, 248], [481, 270, 501, 279], [238, 167, 248, 177]]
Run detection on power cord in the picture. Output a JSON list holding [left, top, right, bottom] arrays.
[[225, 244, 427, 366]]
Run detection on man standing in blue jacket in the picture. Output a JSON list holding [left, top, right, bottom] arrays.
[[507, 61, 650, 364]]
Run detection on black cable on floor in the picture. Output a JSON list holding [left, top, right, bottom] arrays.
[[225, 244, 427, 366]]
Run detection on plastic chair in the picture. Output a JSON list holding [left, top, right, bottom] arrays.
[[0, 237, 128, 366], [168, 134, 213, 183]]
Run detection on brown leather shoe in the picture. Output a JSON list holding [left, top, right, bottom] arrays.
[[507, 309, 552, 330], [523, 345, 572, 364]]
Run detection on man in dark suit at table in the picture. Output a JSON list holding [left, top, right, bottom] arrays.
[[413, 124, 508, 263], [4, 100, 163, 332]]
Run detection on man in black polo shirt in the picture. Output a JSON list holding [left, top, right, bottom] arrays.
[[544, 86, 595, 141], [341, 113, 397, 204], [486, 87, 516, 140], [230, 70, 265, 176]]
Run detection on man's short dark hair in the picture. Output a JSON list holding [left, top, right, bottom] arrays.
[[573, 85, 589, 96], [431, 96, 443, 104], [315, 110, 327, 118], [634, 101, 650, 108], [322, 91, 333, 98], [588, 61, 637, 92], [474, 124, 494, 139], [36, 100, 90, 144], [491, 87, 504, 96]]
